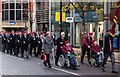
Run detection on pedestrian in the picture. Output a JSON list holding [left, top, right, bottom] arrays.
[[42, 31, 54, 68], [81, 32, 94, 66], [21, 32, 29, 58], [101, 29, 118, 73], [9, 30, 16, 55], [55, 32, 67, 66]]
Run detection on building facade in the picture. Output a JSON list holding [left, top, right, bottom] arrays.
[[36, 0, 49, 33], [2, 0, 29, 32]]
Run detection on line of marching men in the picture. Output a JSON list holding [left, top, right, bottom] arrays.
[[0, 30, 55, 58], [0, 30, 118, 73]]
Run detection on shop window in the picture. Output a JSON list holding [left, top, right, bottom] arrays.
[[16, 10, 21, 20], [10, 10, 15, 20]]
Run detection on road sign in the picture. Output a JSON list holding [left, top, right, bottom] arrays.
[[55, 12, 66, 22], [66, 17, 73, 22]]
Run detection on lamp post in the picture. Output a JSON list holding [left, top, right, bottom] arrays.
[[60, 0, 63, 33]]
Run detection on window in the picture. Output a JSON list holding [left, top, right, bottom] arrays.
[[5, 3, 8, 9], [10, 10, 15, 20], [23, 3, 28, 9], [23, 10, 28, 20], [2, 10, 8, 20], [16, 10, 21, 20], [10, 3, 14, 9], [2, 11, 4, 21], [16, 3, 21, 9], [2, 3, 5, 9]]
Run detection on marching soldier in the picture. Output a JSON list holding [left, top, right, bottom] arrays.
[[16, 31, 22, 56], [9, 30, 16, 55], [51, 30, 56, 46], [6, 32, 10, 54], [2, 31, 7, 52], [21, 32, 29, 58], [55, 32, 67, 66], [36, 32, 42, 57], [29, 32, 38, 57]]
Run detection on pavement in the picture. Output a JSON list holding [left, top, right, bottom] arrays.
[[73, 48, 120, 64], [0, 51, 120, 76]]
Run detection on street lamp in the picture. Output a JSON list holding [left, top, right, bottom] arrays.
[[60, 0, 63, 33]]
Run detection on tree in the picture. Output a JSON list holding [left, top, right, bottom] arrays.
[[28, 0, 35, 32]]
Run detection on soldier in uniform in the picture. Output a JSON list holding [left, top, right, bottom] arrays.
[[2, 31, 7, 52], [36, 32, 42, 57], [81, 32, 94, 66], [6, 32, 10, 54], [55, 32, 67, 66], [21, 32, 29, 58], [16, 31, 22, 56], [9, 30, 16, 55], [29, 32, 38, 57], [101, 29, 118, 73], [51, 30, 56, 46]]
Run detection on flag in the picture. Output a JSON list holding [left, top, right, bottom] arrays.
[[110, 0, 120, 37]]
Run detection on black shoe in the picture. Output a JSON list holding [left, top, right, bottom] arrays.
[[55, 63, 59, 66], [88, 61, 92, 66], [26, 56, 29, 58], [81, 62, 84, 64], [112, 70, 118, 73], [49, 65, 52, 68], [101, 67, 105, 72], [43, 62, 47, 67]]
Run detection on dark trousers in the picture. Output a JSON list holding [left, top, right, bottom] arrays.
[[21, 46, 28, 57], [55, 49, 62, 64], [10, 44, 16, 55], [81, 48, 90, 62], [101, 52, 116, 71], [7, 43, 10, 53], [45, 54, 51, 66], [2, 43, 7, 52], [36, 45, 42, 56], [16, 43, 21, 56], [30, 45, 36, 56]]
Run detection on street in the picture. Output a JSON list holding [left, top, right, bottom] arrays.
[[0, 51, 119, 76]]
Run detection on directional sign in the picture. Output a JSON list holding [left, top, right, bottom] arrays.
[[66, 17, 73, 22]]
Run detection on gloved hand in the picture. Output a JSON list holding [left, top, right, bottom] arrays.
[[97, 52, 100, 55]]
